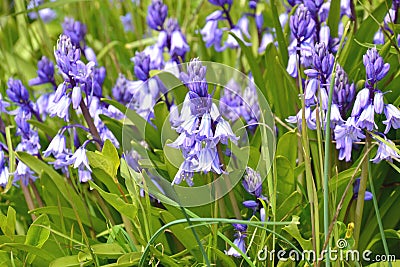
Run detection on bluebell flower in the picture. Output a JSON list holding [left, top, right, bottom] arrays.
[[353, 178, 373, 201], [0, 150, 9, 187], [112, 74, 135, 105], [334, 117, 366, 162], [48, 94, 71, 121], [133, 52, 151, 81], [208, 0, 232, 8], [78, 166, 92, 183], [371, 138, 400, 164], [357, 104, 377, 131], [7, 78, 30, 105], [363, 47, 390, 87], [43, 133, 67, 158], [225, 224, 247, 257], [242, 166, 262, 197], [84, 46, 97, 64], [197, 113, 213, 140], [121, 13, 134, 32], [71, 146, 91, 171], [172, 157, 198, 186], [29, 56, 55, 87], [351, 88, 370, 117], [35, 93, 54, 119], [383, 104, 400, 134], [373, 30, 385, 45], [147, 0, 168, 31], [224, 27, 252, 49], [14, 162, 37, 186], [200, 11, 224, 49], [144, 45, 164, 69], [62, 17, 87, 48], [219, 79, 243, 121], [258, 32, 274, 54], [195, 143, 223, 174], [27, 0, 56, 23], [49, 152, 73, 175], [214, 118, 239, 145], [333, 65, 355, 114], [170, 30, 190, 59], [374, 91, 384, 114], [290, 4, 315, 42], [71, 86, 82, 109]]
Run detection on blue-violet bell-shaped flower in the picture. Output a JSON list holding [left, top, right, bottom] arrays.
[[147, 0, 168, 31]]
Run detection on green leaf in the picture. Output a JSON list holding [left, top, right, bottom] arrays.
[[0, 207, 16, 240], [228, 32, 263, 91], [282, 216, 312, 250], [276, 130, 298, 167], [24, 214, 50, 264], [159, 210, 203, 262], [0, 243, 55, 262], [15, 152, 89, 225], [270, 0, 288, 64], [30, 206, 106, 230], [89, 182, 138, 221], [87, 139, 120, 180], [276, 156, 295, 200], [49, 255, 92, 267], [327, 0, 341, 37]]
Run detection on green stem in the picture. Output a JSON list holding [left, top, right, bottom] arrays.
[[322, 22, 351, 266], [353, 134, 370, 249], [367, 160, 392, 267], [138, 218, 295, 266]]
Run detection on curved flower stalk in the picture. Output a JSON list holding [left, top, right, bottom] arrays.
[[168, 59, 239, 186]]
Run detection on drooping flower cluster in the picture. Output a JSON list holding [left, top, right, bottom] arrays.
[[200, 0, 275, 53], [286, 0, 348, 77], [168, 59, 239, 186], [6, 79, 41, 186], [373, 0, 400, 45], [288, 44, 400, 163], [219, 78, 260, 131], [226, 167, 267, 258], [147, 0, 189, 63], [287, 42, 355, 132], [225, 223, 247, 257]]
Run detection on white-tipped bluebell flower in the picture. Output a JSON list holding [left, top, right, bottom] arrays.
[[48, 94, 71, 121], [14, 162, 37, 186], [0, 150, 9, 187], [371, 138, 400, 164], [351, 88, 370, 117], [71, 146, 92, 172], [357, 104, 377, 131], [334, 117, 366, 162], [197, 113, 213, 140], [374, 91, 384, 114], [170, 30, 190, 59], [71, 86, 82, 109], [43, 133, 67, 158], [172, 157, 198, 186], [78, 166, 92, 183], [214, 118, 239, 145], [195, 143, 223, 174], [225, 224, 247, 257], [383, 104, 400, 134]]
